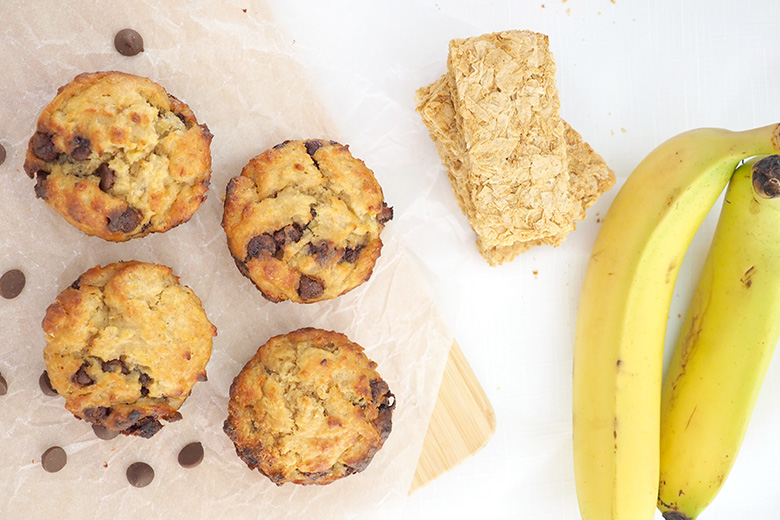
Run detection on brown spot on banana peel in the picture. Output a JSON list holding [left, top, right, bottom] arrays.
[[665, 187, 681, 208], [666, 258, 678, 284], [752, 155, 780, 199], [662, 511, 693, 520], [684, 405, 697, 431], [741, 265, 756, 288], [668, 310, 706, 399], [613, 417, 618, 453]]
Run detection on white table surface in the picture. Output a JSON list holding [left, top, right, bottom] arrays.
[[270, 1, 780, 519]]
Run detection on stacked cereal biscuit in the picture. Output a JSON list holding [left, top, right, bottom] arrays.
[[416, 30, 615, 266]]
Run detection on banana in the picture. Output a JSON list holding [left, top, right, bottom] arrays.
[[657, 155, 780, 520], [572, 124, 780, 520]]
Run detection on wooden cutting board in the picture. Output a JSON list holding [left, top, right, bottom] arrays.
[[409, 341, 496, 493]]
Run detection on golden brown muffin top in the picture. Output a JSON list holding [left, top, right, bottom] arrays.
[[24, 71, 212, 242], [42, 261, 216, 438], [224, 327, 395, 485], [222, 139, 392, 303]]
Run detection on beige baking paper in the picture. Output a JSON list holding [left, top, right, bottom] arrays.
[[0, 1, 453, 518]]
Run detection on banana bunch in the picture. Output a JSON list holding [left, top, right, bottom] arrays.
[[572, 124, 780, 520], [658, 154, 780, 519]]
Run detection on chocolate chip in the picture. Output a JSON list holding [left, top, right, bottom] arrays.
[[70, 136, 91, 160], [297, 275, 324, 300], [125, 409, 141, 424], [377, 202, 394, 224], [273, 140, 291, 150], [95, 163, 115, 192], [287, 223, 303, 242], [107, 206, 142, 233], [0, 269, 25, 299], [304, 140, 323, 156], [114, 29, 144, 57], [41, 446, 67, 473], [373, 382, 395, 443], [31, 132, 59, 161], [124, 416, 163, 438], [92, 424, 119, 440], [126, 462, 154, 487], [246, 233, 277, 259], [83, 406, 111, 423], [197, 372, 208, 382], [0, 372, 7, 395], [34, 170, 50, 199], [101, 359, 123, 373], [72, 364, 94, 386], [272, 229, 287, 246], [342, 245, 364, 263], [0, 143, 6, 166], [39, 370, 58, 396], [178, 441, 204, 469], [273, 223, 303, 248], [370, 378, 390, 404], [307, 240, 336, 264], [139, 372, 152, 397]]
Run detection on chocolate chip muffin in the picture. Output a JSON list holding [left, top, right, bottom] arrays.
[[222, 139, 393, 303], [42, 261, 216, 438], [23, 71, 213, 241], [223, 328, 395, 486]]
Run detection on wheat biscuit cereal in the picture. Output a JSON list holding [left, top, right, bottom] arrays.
[[23, 71, 213, 241], [446, 30, 581, 249], [415, 31, 615, 265]]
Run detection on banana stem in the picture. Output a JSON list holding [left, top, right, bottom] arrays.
[[662, 513, 692, 520], [753, 154, 780, 199]]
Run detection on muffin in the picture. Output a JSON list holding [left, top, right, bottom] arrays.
[[222, 139, 393, 303], [23, 71, 213, 241], [42, 261, 216, 438], [223, 328, 395, 485]]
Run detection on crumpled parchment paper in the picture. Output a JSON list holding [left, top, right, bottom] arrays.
[[0, 1, 453, 518]]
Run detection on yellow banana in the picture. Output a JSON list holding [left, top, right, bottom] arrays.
[[572, 124, 780, 520], [657, 155, 780, 520]]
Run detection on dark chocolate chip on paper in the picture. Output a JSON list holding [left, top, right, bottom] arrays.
[[0, 372, 7, 396], [0, 143, 6, 166], [0, 269, 25, 299], [114, 28, 144, 56], [126, 461, 154, 487], [178, 441, 204, 469], [39, 370, 58, 396], [41, 446, 67, 473], [92, 424, 119, 440]]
